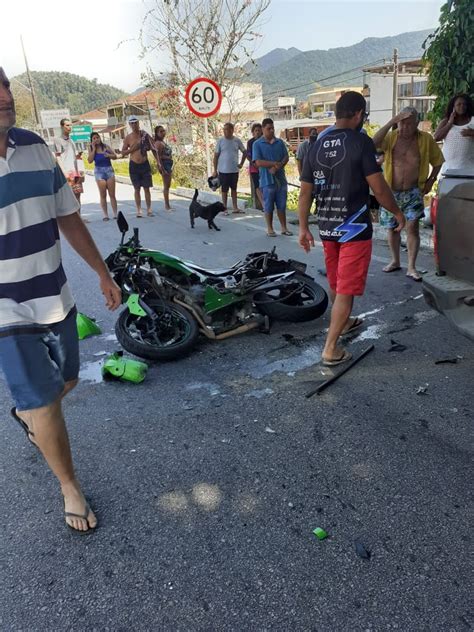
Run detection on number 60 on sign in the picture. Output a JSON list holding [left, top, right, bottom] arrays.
[[185, 78, 222, 118]]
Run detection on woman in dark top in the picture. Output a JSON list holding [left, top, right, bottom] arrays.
[[87, 132, 118, 220], [246, 123, 264, 209], [154, 125, 174, 211]]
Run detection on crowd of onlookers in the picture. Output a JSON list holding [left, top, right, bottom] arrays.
[[210, 92, 473, 278], [54, 92, 473, 263]]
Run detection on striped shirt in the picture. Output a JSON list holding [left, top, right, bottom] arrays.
[[0, 127, 79, 327]]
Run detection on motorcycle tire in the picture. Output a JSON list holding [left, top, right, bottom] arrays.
[[254, 274, 328, 323], [115, 299, 199, 361]]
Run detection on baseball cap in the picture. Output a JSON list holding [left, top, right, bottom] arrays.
[[128, 115, 139, 123]]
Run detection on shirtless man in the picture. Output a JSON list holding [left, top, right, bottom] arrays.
[[373, 107, 444, 281], [120, 116, 162, 218]]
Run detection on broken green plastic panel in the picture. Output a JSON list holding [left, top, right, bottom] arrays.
[[76, 312, 102, 340], [313, 527, 328, 540], [101, 352, 148, 384]]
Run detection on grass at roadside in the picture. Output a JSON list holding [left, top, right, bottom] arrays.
[[83, 157, 301, 211]]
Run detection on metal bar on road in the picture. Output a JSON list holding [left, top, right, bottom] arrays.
[[305, 344, 375, 398]]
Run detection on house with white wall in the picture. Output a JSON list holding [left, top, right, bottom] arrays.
[[365, 59, 435, 129]]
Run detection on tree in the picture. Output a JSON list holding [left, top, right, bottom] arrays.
[[140, 0, 271, 104], [423, 0, 474, 124], [11, 83, 36, 129], [139, 0, 271, 180]]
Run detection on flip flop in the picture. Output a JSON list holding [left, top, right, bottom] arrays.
[[267, 231, 277, 237], [147, 212, 155, 217], [102, 217, 110, 221], [136, 214, 143, 218], [65, 501, 96, 535], [232, 209, 246, 214], [383, 265, 401, 273], [322, 349, 352, 366], [341, 317, 364, 337], [10, 407, 38, 449], [406, 272, 422, 282], [281, 230, 293, 236]]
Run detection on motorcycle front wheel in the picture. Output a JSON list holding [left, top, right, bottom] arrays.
[[115, 299, 199, 361], [254, 274, 328, 322]]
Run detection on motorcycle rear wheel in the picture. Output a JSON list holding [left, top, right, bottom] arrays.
[[254, 274, 328, 322], [115, 299, 199, 361]]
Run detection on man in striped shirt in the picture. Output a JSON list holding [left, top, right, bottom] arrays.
[[0, 67, 121, 534]]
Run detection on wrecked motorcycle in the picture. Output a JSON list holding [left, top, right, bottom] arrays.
[[105, 212, 328, 361]]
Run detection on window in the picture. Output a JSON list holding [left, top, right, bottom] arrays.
[[398, 83, 412, 97], [413, 80, 428, 97]]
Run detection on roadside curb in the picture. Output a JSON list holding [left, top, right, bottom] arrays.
[[85, 171, 248, 210], [85, 172, 434, 251]]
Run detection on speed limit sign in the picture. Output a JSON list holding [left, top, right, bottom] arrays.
[[185, 77, 222, 118]]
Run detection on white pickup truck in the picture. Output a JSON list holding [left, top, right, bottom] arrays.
[[422, 170, 474, 341]]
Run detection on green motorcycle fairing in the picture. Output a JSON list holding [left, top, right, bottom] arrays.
[[138, 250, 198, 278], [203, 285, 243, 313], [134, 249, 241, 314], [126, 294, 147, 316]]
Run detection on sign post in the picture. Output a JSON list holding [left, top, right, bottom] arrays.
[[185, 77, 223, 178], [40, 109, 71, 130], [71, 124, 93, 144]]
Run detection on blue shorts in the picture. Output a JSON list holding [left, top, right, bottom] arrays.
[[162, 159, 173, 175], [0, 309, 79, 411], [380, 187, 424, 228], [95, 166, 115, 181], [262, 183, 288, 214]]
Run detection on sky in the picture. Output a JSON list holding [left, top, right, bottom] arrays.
[[1, 0, 444, 93]]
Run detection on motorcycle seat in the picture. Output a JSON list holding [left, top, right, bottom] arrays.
[[185, 263, 237, 277]]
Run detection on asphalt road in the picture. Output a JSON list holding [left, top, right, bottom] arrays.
[[1, 178, 472, 632]]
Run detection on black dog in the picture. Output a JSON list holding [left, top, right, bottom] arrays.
[[189, 189, 225, 231]]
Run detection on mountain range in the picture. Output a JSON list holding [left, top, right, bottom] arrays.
[[247, 29, 433, 103], [11, 71, 125, 118], [11, 29, 434, 120]]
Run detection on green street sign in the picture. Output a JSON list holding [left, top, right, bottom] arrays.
[[71, 124, 92, 143]]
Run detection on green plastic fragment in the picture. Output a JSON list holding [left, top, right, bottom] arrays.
[[313, 527, 328, 540], [76, 312, 102, 340], [101, 351, 148, 384]]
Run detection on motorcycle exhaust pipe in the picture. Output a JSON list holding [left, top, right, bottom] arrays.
[[213, 321, 260, 340], [173, 298, 217, 339], [173, 298, 263, 340]]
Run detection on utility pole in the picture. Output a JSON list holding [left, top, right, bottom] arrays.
[[392, 48, 399, 118], [144, 94, 154, 134], [20, 35, 41, 131]]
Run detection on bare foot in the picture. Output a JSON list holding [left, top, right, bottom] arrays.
[[62, 481, 97, 533], [321, 347, 352, 366], [406, 270, 422, 282], [383, 263, 401, 273]]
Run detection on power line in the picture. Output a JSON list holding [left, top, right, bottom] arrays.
[[263, 71, 368, 104], [261, 58, 386, 100], [261, 55, 423, 104]]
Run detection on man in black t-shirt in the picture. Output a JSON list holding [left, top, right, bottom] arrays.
[[298, 92, 405, 366]]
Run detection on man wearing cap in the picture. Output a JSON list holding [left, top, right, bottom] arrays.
[[121, 116, 162, 218]]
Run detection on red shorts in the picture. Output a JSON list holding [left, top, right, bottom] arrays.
[[322, 239, 372, 296]]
